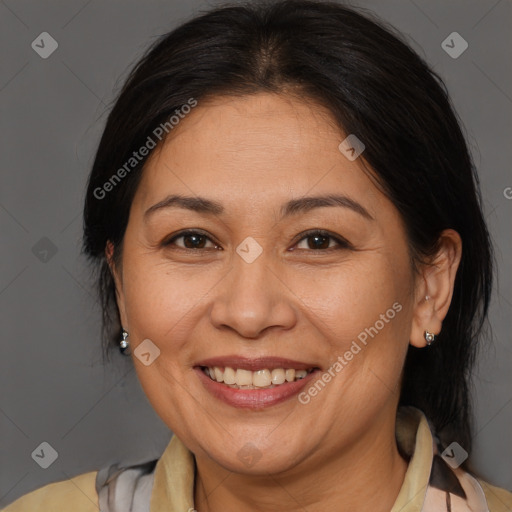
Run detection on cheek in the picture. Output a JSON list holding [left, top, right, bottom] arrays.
[[293, 256, 412, 393], [119, 258, 219, 422], [291, 256, 410, 340], [120, 253, 227, 353]]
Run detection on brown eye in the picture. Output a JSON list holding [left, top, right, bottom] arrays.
[[294, 230, 351, 251], [300, 234, 332, 250], [164, 230, 220, 250], [182, 233, 208, 249]]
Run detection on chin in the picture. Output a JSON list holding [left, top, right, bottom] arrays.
[[203, 440, 306, 476]]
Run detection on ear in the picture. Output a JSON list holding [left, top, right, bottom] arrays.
[[410, 229, 462, 348], [105, 240, 128, 328]]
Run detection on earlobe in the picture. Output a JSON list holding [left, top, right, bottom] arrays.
[[410, 295, 442, 348], [409, 229, 462, 348]]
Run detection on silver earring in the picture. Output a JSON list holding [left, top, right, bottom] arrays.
[[424, 330, 437, 346], [120, 329, 130, 355]]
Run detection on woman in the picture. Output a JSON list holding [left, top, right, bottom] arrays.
[[3, 1, 511, 511]]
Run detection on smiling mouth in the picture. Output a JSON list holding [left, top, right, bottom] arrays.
[[200, 366, 317, 389]]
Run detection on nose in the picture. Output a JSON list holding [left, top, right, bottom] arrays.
[[209, 251, 298, 339]]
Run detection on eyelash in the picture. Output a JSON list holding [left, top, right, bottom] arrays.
[[163, 229, 352, 252]]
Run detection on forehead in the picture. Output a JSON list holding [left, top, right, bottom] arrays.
[[134, 93, 382, 215]]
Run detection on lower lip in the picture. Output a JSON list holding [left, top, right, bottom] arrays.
[[195, 367, 320, 409]]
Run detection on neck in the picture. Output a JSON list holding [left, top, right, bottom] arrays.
[[193, 410, 409, 512]]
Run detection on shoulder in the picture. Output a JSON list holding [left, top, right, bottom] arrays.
[[1, 470, 99, 512], [478, 478, 512, 511]]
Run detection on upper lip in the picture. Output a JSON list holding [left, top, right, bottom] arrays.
[[195, 356, 320, 371]]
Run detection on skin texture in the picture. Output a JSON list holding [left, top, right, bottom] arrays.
[[107, 92, 462, 512]]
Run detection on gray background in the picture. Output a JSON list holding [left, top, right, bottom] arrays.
[[1, 0, 511, 507]]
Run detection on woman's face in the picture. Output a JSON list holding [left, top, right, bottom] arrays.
[[111, 92, 422, 474]]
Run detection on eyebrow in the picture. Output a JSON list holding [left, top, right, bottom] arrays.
[[143, 193, 373, 221]]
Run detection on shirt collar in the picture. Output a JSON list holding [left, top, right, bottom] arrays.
[[391, 406, 434, 511], [150, 406, 433, 512]]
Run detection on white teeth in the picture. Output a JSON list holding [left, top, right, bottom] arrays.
[[271, 368, 286, 385], [214, 366, 223, 382], [223, 367, 236, 385], [203, 366, 313, 388], [253, 369, 271, 387], [235, 369, 253, 386]]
